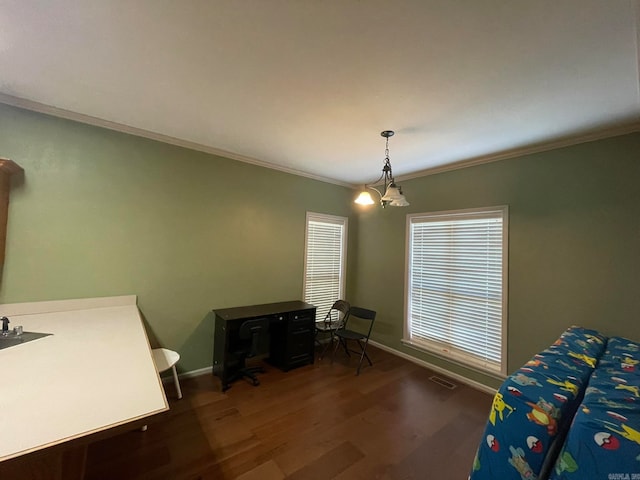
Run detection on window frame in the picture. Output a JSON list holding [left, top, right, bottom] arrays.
[[403, 206, 508, 376], [303, 212, 348, 321]]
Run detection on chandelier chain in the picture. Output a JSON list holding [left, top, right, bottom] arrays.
[[353, 130, 408, 208]]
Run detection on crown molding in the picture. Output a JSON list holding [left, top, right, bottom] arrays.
[[3, 93, 638, 191], [0, 93, 352, 188], [394, 121, 640, 184]]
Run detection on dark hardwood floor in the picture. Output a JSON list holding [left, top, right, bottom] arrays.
[[84, 346, 493, 480]]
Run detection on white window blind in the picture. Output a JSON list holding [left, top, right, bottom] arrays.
[[405, 207, 507, 375], [303, 213, 348, 322]]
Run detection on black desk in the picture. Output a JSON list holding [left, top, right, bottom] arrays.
[[212, 301, 316, 391]]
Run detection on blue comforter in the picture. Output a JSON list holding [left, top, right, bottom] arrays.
[[549, 336, 640, 480], [470, 326, 608, 480]]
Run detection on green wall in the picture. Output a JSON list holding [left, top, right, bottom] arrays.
[[3, 101, 639, 390], [0, 103, 355, 372], [350, 132, 640, 389]]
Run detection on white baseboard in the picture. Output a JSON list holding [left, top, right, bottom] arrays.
[[160, 365, 211, 384], [164, 342, 498, 395], [368, 340, 497, 395]]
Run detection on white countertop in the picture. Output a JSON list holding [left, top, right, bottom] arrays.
[[0, 295, 169, 461]]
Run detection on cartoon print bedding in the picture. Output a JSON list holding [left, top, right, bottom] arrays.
[[549, 335, 640, 480], [469, 326, 608, 480]]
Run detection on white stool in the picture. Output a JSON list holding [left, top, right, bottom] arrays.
[[152, 348, 182, 400]]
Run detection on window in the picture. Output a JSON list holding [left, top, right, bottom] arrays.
[[303, 212, 348, 322], [405, 206, 508, 375]]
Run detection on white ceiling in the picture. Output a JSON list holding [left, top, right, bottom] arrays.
[[1, 0, 639, 186]]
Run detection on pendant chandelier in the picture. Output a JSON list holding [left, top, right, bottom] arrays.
[[354, 130, 409, 208]]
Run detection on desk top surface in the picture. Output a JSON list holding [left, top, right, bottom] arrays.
[[214, 300, 315, 320], [0, 296, 168, 462]]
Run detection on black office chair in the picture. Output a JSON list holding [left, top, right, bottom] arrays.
[[331, 306, 376, 375], [315, 300, 350, 359], [231, 317, 269, 387]]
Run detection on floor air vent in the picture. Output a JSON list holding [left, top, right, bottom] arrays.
[[429, 375, 457, 390]]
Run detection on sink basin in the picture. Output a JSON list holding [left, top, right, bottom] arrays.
[[0, 331, 53, 350]]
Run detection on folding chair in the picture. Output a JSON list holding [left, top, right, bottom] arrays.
[[331, 306, 376, 375], [315, 300, 350, 359]]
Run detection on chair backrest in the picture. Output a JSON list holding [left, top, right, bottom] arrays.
[[239, 317, 269, 357], [324, 299, 350, 326], [332, 300, 351, 315], [342, 306, 376, 337]]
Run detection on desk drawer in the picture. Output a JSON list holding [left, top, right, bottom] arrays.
[[289, 329, 313, 355], [288, 353, 312, 368], [291, 311, 313, 321], [290, 323, 313, 335], [289, 311, 314, 331]]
